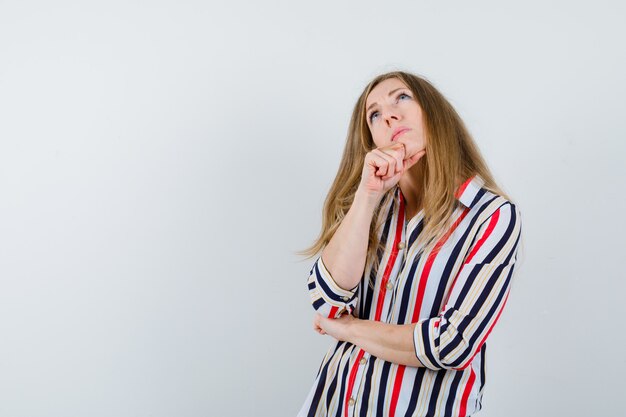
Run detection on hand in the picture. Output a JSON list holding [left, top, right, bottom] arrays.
[[358, 142, 426, 201], [313, 312, 358, 342]]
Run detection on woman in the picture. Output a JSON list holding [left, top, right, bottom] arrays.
[[296, 71, 523, 417]]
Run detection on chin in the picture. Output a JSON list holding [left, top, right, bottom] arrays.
[[400, 143, 415, 156]]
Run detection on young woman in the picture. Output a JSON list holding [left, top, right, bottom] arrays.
[[296, 71, 523, 417]]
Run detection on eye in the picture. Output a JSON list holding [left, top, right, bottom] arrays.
[[368, 92, 411, 123]]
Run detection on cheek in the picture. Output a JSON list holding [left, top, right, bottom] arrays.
[[370, 127, 387, 148], [411, 106, 425, 127]]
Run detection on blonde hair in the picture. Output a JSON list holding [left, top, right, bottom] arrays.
[[296, 70, 511, 282]]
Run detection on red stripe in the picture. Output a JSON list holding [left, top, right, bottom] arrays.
[[411, 208, 470, 323], [455, 175, 475, 199], [328, 306, 338, 319], [464, 208, 500, 265], [458, 367, 476, 417], [388, 365, 406, 417], [343, 349, 366, 417], [441, 208, 500, 310]]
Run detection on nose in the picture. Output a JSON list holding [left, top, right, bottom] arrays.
[[382, 107, 400, 126]]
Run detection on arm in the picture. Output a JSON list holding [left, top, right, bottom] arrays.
[[315, 314, 424, 367], [412, 202, 522, 370], [315, 203, 522, 369], [321, 188, 379, 291], [307, 189, 379, 319], [308, 143, 424, 319]]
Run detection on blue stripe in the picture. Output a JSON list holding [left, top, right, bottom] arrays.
[[426, 370, 446, 416], [375, 361, 392, 416], [420, 321, 440, 369], [307, 341, 348, 417], [358, 359, 376, 417], [314, 261, 350, 303], [445, 370, 465, 416], [333, 347, 353, 417], [402, 368, 427, 416]]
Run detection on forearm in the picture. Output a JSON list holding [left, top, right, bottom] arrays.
[[349, 318, 424, 368], [321, 189, 379, 291]]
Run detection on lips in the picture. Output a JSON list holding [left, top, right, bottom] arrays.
[[391, 127, 410, 141]]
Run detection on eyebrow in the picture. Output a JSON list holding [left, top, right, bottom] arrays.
[[366, 87, 408, 113]]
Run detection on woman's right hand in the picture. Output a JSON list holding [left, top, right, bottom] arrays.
[[357, 142, 426, 202]]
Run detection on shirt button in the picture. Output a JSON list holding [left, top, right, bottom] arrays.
[[397, 241, 405, 250], [348, 397, 355, 405], [342, 296, 349, 301], [359, 357, 367, 365], [386, 282, 393, 290]]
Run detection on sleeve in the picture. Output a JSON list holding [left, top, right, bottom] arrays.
[[307, 254, 359, 319], [413, 202, 522, 371]]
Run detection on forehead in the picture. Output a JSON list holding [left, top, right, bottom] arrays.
[[365, 78, 410, 108]]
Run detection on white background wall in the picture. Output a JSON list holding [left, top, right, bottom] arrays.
[[1, 1, 625, 416]]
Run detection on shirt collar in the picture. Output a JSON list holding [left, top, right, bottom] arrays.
[[394, 174, 485, 209], [455, 174, 485, 208]]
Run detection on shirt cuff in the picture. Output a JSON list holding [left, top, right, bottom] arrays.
[[309, 255, 359, 318], [413, 318, 446, 370]]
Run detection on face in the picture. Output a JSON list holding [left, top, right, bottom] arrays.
[[365, 78, 427, 158]]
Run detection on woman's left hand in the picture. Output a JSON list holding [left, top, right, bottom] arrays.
[[313, 312, 358, 342]]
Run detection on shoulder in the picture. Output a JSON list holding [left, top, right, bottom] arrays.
[[472, 188, 522, 240], [465, 180, 521, 233]]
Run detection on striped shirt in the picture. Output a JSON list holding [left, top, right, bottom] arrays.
[[298, 174, 522, 417]]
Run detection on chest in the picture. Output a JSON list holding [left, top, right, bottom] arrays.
[[359, 207, 481, 323]]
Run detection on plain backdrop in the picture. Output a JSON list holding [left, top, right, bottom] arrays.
[[1, 1, 625, 416]]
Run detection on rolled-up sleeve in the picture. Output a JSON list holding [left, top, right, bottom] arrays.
[[413, 202, 522, 370], [307, 254, 359, 319]]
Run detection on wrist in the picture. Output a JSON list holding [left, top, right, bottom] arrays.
[[347, 316, 364, 344], [354, 187, 382, 212]]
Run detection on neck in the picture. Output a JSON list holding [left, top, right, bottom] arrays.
[[398, 166, 423, 216]]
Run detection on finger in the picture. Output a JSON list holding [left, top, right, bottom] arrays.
[[382, 144, 406, 174], [313, 320, 324, 333], [397, 143, 406, 172], [370, 150, 394, 178], [365, 154, 388, 179], [365, 153, 387, 178], [403, 149, 426, 171], [313, 315, 327, 335], [380, 142, 406, 166], [382, 168, 403, 188], [371, 149, 396, 179]]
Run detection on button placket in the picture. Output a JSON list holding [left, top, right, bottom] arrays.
[[384, 226, 407, 322], [348, 353, 369, 415], [383, 247, 406, 322]]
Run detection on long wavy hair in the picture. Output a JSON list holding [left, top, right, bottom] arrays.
[[296, 70, 511, 284]]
